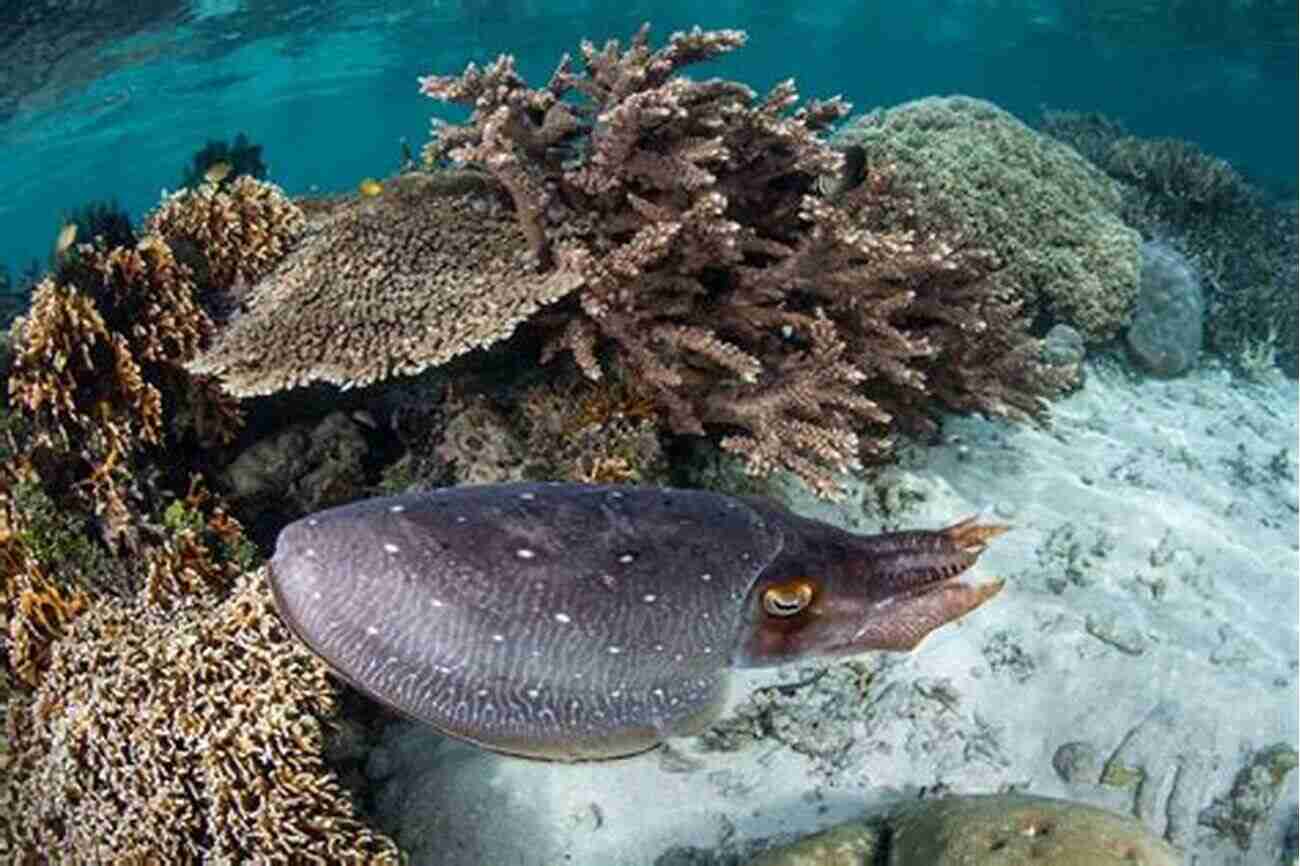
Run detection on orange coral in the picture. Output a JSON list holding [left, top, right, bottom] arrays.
[[7, 233, 243, 545], [0, 474, 91, 688], [147, 174, 307, 293]]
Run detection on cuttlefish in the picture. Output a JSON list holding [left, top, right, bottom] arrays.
[[269, 482, 1007, 762]]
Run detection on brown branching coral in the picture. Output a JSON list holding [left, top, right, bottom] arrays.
[[187, 171, 584, 396], [146, 174, 307, 310], [0, 569, 402, 863], [421, 25, 1071, 497], [0, 495, 91, 688], [7, 233, 242, 546]]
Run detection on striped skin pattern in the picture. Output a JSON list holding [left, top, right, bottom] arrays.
[[270, 482, 1006, 761]]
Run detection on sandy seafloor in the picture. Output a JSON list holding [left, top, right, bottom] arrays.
[[362, 359, 1299, 866]]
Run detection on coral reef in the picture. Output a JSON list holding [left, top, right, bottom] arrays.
[[435, 392, 529, 485], [419, 27, 1072, 497], [7, 232, 242, 548], [518, 376, 667, 485], [222, 410, 372, 523], [834, 96, 1142, 343], [0, 569, 402, 863], [1126, 240, 1204, 377], [1198, 743, 1298, 851], [57, 198, 137, 263], [1041, 110, 1299, 375], [146, 174, 307, 316], [187, 170, 584, 396]]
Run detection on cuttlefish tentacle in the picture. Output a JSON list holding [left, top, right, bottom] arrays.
[[852, 574, 1007, 652], [845, 516, 1010, 591]]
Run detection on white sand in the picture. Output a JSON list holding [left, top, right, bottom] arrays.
[[369, 360, 1299, 866]]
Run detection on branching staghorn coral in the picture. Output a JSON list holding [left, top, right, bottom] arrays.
[[420, 25, 1071, 496]]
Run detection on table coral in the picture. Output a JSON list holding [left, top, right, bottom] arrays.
[[0, 569, 402, 863], [187, 170, 584, 396]]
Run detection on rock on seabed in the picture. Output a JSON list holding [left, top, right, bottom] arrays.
[[747, 793, 1181, 866]]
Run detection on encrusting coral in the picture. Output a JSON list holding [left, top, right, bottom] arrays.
[[0, 569, 402, 864], [418, 25, 1074, 496], [186, 170, 584, 396]]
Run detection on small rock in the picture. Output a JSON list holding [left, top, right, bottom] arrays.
[[1052, 741, 1103, 783], [1126, 241, 1203, 378]]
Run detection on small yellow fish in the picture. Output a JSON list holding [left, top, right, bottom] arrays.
[[54, 222, 77, 256], [204, 161, 233, 184], [358, 177, 384, 197]]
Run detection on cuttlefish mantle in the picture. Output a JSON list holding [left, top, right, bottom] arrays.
[[269, 482, 1007, 762]]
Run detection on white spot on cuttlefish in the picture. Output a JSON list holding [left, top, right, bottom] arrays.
[[492, 634, 505, 643], [383, 543, 400, 553], [517, 548, 536, 559], [520, 492, 536, 500], [554, 612, 571, 623], [700, 573, 712, 582], [642, 593, 657, 603], [389, 504, 405, 512], [607, 646, 622, 654], [617, 553, 635, 564]]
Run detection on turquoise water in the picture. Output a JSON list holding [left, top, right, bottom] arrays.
[[0, 0, 1294, 281]]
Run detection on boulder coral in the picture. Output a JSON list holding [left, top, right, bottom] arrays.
[[1126, 241, 1204, 377], [834, 96, 1143, 343], [0, 569, 402, 863]]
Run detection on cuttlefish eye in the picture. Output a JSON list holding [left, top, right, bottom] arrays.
[[761, 578, 816, 617]]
